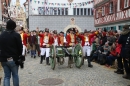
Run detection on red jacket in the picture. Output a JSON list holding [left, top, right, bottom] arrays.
[[21, 33, 29, 46], [66, 34, 76, 46], [39, 33, 53, 47], [78, 34, 91, 46], [110, 50, 117, 56], [52, 36, 60, 46], [116, 43, 122, 54]]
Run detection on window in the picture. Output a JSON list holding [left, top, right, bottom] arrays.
[[102, 6, 105, 16], [109, 2, 113, 14], [65, 8, 68, 15], [73, 8, 76, 15], [88, 8, 90, 15], [124, 0, 129, 8], [81, 8, 83, 15], [50, 7, 53, 15], [96, 10, 99, 18], [84, 8, 86, 15], [77, 8, 79, 15], [91, 8, 93, 15], [54, 7, 57, 15], [62, 8, 64, 15]]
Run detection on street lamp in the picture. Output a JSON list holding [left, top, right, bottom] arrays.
[[68, 0, 73, 8]]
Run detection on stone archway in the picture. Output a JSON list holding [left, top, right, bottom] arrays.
[[63, 18, 82, 33], [63, 24, 82, 33]]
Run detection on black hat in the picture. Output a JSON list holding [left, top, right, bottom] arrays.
[[53, 30, 57, 34], [19, 27, 24, 31], [84, 29, 87, 33], [60, 31, 64, 34], [45, 28, 49, 32], [6, 19, 16, 30], [39, 30, 43, 33]]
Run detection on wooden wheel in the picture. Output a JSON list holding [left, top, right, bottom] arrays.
[[50, 45, 56, 70], [74, 44, 83, 68]]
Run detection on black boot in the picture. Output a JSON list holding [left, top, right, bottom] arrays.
[[82, 56, 85, 65], [46, 57, 50, 65], [116, 70, 124, 74], [114, 69, 120, 73], [122, 74, 130, 79], [88, 56, 93, 68], [40, 56, 43, 64], [43, 55, 45, 60]]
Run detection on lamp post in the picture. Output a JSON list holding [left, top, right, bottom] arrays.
[[68, 0, 73, 8]]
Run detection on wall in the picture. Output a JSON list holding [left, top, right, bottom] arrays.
[[29, 15, 95, 32]]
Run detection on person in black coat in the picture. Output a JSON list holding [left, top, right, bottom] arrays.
[[0, 19, 23, 86], [118, 25, 130, 79]]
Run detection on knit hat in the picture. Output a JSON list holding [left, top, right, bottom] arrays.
[[6, 19, 16, 30]]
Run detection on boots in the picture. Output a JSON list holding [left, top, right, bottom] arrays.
[[114, 69, 124, 74], [122, 74, 130, 79], [88, 56, 93, 68], [40, 56, 44, 64], [82, 56, 85, 65], [46, 57, 50, 65]]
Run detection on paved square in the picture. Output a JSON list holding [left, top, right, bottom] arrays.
[[1, 55, 130, 86]]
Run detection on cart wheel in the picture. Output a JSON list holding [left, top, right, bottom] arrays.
[[50, 45, 56, 70], [74, 44, 83, 68], [60, 57, 65, 65]]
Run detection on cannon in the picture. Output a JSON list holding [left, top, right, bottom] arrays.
[[49, 43, 83, 70]]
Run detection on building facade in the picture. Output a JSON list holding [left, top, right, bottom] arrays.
[[23, 0, 29, 28], [94, 0, 130, 31], [9, 0, 27, 28], [28, 0, 95, 32], [0, 0, 2, 25], [1, 0, 11, 26]]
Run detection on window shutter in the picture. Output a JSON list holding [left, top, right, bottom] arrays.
[[120, 0, 124, 10]]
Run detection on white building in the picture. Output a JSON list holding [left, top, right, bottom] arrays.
[[28, 0, 95, 32], [29, 0, 93, 16]]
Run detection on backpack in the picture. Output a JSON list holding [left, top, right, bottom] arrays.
[[124, 33, 130, 59]]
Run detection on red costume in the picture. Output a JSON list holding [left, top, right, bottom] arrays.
[[66, 33, 76, 46], [20, 32, 29, 46], [39, 33, 53, 47]]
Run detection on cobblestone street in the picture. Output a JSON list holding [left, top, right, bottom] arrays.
[[1, 55, 130, 86]]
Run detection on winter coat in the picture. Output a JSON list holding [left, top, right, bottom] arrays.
[[118, 29, 130, 57], [0, 30, 23, 62]]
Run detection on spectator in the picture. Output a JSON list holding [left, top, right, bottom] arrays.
[[118, 25, 130, 79], [106, 45, 117, 67], [0, 20, 23, 86]]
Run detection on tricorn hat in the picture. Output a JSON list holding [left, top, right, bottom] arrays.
[[53, 30, 57, 34], [60, 31, 64, 34], [19, 27, 24, 31], [45, 28, 49, 32], [84, 29, 87, 33]]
